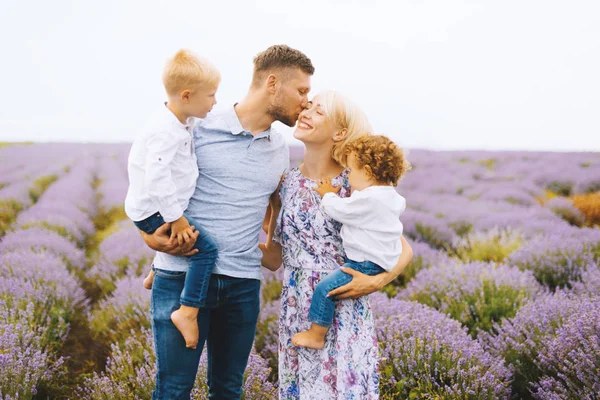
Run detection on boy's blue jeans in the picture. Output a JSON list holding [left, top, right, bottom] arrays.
[[151, 269, 261, 399], [134, 211, 217, 308], [308, 258, 387, 327]]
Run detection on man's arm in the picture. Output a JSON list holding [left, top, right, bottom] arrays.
[[139, 222, 199, 256], [327, 235, 413, 300]]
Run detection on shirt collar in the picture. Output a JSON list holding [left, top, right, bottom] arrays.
[[162, 102, 194, 131], [225, 104, 272, 140]]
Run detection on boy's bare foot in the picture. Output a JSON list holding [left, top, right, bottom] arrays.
[[292, 330, 326, 349], [143, 270, 155, 290], [171, 307, 199, 349]]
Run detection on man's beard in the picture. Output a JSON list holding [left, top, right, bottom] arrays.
[[268, 100, 298, 127]]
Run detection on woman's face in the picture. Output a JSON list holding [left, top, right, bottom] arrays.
[[293, 94, 338, 145]]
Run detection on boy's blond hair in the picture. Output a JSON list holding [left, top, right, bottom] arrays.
[[318, 90, 373, 165], [162, 49, 220, 96]]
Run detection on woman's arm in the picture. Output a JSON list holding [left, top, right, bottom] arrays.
[[259, 203, 283, 271], [327, 235, 413, 299], [139, 222, 199, 256]]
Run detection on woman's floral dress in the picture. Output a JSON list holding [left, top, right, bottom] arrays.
[[275, 167, 380, 399]]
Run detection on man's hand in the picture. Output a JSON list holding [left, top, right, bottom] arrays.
[[140, 222, 199, 256], [313, 177, 341, 198], [327, 267, 385, 300]]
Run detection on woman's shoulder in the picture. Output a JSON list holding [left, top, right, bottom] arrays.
[[335, 169, 351, 198], [282, 167, 302, 188]]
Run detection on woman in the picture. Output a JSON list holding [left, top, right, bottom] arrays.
[[260, 90, 413, 399]]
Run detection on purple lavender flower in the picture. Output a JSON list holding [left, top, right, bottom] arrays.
[[402, 209, 456, 249], [570, 263, 600, 295], [86, 221, 154, 297], [255, 299, 280, 380], [372, 293, 512, 399], [399, 261, 542, 336], [479, 291, 598, 398], [78, 328, 277, 399], [0, 227, 87, 272], [88, 271, 151, 346], [0, 303, 66, 399], [383, 240, 451, 296], [530, 298, 600, 399], [507, 228, 600, 289]]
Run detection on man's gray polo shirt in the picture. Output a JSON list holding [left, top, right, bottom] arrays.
[[152, 105, 289, 280]]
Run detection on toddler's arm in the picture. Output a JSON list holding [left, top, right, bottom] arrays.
[[145, 132, 185, 223], [321, 191, 371, 226], [313, 178, 341, 197]]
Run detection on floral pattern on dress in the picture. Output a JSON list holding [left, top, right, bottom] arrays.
[[275, 167, 380, 400]]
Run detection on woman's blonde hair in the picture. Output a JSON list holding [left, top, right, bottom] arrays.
[[319, 90, 372, 165], [162, 49, 221, 96]]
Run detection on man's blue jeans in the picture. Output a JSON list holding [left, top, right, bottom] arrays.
[[134, 212, 217, 308], [150, 268, 261, 399], [308, 258, 386, 327]]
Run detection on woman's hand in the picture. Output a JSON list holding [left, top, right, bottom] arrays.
[[139, 223, 199, 256], [327, 267, 384, 299], [327, 235, 414, 300]]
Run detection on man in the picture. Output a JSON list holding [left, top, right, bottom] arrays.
[[140, 44, 314, 399]]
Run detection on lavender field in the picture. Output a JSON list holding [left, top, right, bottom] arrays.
[[1, 143, 599, 399]]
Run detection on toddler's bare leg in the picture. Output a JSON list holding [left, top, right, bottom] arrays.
[[143, 269, 155, 290]]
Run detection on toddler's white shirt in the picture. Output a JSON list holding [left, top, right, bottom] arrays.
[[124, 103, 198, 223], [322, 186, 405, 271]]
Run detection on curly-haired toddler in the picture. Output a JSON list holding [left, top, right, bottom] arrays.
[[292, 134, 410, 349]]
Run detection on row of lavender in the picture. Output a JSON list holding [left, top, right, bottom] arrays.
[[0, 144, 98, 398], [0, 144, 134, 398], [1, 144, 599, 399]]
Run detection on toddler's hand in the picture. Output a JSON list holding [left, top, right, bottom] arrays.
[[170, 216, 192, 246], [313, 177, 341, 198]]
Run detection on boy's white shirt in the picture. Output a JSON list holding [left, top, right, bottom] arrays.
[[321, 186, 406, 271], [124, 103, 198, 223]]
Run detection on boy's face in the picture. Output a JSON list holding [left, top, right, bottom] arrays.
[[184, 83, 219, 119], [347, 152, 374, 191]]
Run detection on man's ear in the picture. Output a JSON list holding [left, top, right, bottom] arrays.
[[180, 89, 192, 104], [333, 128, 348, 142], [267, 74, 278, 94]]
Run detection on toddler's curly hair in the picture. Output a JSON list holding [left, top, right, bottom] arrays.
[[343, 134, 411, 186]]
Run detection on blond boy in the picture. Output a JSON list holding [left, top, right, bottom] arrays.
[[125, 49, 220, 349]]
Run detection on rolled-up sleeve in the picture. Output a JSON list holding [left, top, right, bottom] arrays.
[[145, 131, 183, 222]]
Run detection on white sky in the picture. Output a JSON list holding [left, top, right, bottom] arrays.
[[1, 0, 599, 151]]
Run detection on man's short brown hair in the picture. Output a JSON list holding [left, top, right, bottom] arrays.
[[344, 135, 411, 186], [252, 45, 314, 85]]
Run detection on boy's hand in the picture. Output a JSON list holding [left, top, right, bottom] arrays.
[[170, 216, 193, 246], [313, 177, 341, 198]]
